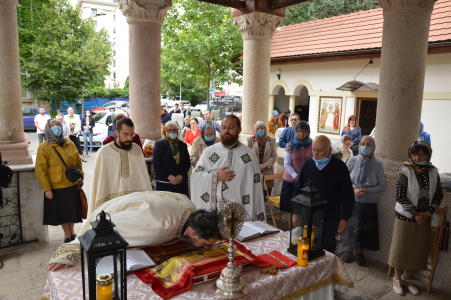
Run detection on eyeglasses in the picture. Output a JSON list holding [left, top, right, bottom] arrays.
[[120, 133, 135, 138]]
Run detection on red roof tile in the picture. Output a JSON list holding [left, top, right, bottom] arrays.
[[271, 0, 451, 59]]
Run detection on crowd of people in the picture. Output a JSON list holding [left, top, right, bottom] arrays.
[[34, 105, 442, 296]]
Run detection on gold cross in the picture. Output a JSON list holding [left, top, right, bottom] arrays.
[[227, 210, 239, 237]]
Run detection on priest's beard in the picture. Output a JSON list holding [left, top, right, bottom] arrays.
[[221, 133, 239, 147], [118, 138, 132, 150], [185, 235, 202, 250]]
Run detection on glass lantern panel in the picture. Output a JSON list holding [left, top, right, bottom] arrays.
[[95, 254, 123, 298], [290, 205, 308, 247], [312, 209, 324, 251]]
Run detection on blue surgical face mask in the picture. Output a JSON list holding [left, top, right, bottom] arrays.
[[256, 130, 265, 138], [205, 136, 215, 142], [86, 113, 90, 116], [360, 146, 372, 156], [169, 133, 178, 140], [417, 160, 428, 165], [313, 156, 328, 164], [51, 126, 63, 137]]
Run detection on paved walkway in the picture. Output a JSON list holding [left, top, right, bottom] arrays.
[[0, 133, 450, 299]]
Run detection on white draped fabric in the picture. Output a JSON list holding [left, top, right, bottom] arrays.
[[190, 142, 266, 221]]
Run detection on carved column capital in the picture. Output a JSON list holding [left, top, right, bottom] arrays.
[[119, 0, 172, 25], [233, 12, 283, 41], [377, 0, 436, 15]]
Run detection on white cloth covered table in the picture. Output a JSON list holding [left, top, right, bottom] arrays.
[[42, 231, 353, 300]]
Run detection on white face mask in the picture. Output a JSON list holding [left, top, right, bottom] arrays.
[[350, 122, 355, 126]]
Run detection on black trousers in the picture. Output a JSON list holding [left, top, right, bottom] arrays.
[[69, 135, 83, 155]]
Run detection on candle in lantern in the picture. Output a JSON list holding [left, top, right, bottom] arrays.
[[303, 225, 315, 248], [297, 237, 309, 267], [96, 274, 113, 300]]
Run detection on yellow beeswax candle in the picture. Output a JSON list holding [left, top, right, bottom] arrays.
[[311, 226, 315, 249], [297, 237, 309, 267], [96, 274, 113, 300]]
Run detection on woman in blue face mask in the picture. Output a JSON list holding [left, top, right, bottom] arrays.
[[247, 121, 278, 194], [388, 141, 443, 296], [35, 119, 84, 244], [152, 121, 191, 197], [190, 125, 219, 167], [342, 136, 385, 267]]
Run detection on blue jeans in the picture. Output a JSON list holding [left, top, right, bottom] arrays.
[[82, 131, 93, 154]]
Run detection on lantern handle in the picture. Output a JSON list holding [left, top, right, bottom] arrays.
[[95, 210, 111, 223], [304, 181, 313, 188]]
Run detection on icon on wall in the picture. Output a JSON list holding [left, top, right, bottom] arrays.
[[317, 96, 342, 135]]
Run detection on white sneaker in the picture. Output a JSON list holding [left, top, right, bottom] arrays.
[[393, 278, 403, 295], [401, 275, 419, 295]]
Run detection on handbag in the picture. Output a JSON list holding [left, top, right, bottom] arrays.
[[53, 148, 84, 183], [78, 188, 88, 219], [440, 216, 450, 252]]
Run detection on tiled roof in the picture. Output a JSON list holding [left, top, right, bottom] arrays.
[[271, 0, 451, 59]]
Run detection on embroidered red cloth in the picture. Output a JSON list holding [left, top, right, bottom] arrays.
[[258, 250, 297, 268], [134, 240, 270, 299]]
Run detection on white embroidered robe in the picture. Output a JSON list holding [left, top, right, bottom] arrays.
[[88, 142, 152, 216], [49, 191, 196, 265], [190, 142, 266, 221]]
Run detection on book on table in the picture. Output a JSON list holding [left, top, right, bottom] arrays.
[[96, 250, 156, 276], [236, 221, 279, 242]]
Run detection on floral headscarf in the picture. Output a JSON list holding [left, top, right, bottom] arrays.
[[286, 121, 312, 153], [164, 123, 182, 164], [403, 140, 434, 173]]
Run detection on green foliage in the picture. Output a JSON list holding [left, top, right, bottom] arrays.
[[283, 0, 380, 25], [123, 76, 129, 90], [83, 87, 129, 99], [22, 0, 112, 110], [162, 0, 243, 106]]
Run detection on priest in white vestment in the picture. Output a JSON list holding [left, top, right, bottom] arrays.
[[48, 191, 222, 269], [88, 118, 152, 215], [190, 115, 266, 221]]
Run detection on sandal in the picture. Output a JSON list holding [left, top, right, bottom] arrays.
[[393, 277, 403, 295], [401, 275, 419, 295], [356, 253, 366, 266]]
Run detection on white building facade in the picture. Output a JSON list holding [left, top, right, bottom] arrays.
[[78, 0, 129, 88]]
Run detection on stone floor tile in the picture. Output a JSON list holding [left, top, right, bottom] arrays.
[[4, 288, 44, 300], [17, 244, 60, 269], [382, 287, 450, 300], [0, 249, 19, 274], [353, 277, 393, 299], [335, 287, 377, 300], [0, 269, 36, 296], [342, 260, 379, 282]]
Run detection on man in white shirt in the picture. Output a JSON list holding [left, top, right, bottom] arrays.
[[34, 107, 50, 144]]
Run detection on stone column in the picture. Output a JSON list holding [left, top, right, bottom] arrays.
[[233, 12, 283, 135], [0, 0, 32, 165], [374, 0, 436, 178], [119, 0, 171, 141], [289, 95, 295, 116], [268, 95, 274, 121]]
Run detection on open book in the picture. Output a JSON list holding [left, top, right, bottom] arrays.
[[96, 250, 156, 276], [236, 221, 279, 242]]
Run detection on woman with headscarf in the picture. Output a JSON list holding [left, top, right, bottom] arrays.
[[342, 136, 385, 266], [35, 119, 84, 243], [247, 121, 278, 194], [190, 125, 220, 167], [153, 121, 191, 197], [388, 141, 443, 296], [418, 122, 431, 146], [279, 121, 313, 227]]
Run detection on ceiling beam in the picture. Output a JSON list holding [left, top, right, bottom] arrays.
[[197, 0, 246, 9], [268, 0, 311, 10]]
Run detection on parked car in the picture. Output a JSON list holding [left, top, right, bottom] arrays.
[[193, 104, 216, 113], [22, 106, 50, 130], [208, 95, 242, 112], [78, 110, 125, 148], [163, 98, 192, 108], [92, 101, 129, 114]]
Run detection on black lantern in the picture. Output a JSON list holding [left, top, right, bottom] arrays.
[[288, 181, 328, 260], [79, 211, 129, 300]]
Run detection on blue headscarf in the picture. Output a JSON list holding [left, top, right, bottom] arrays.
[[201, 125, 215, 147], [286, 121, 312, 153], [419, 122, 425, 137], [354, 136, 376, 187]]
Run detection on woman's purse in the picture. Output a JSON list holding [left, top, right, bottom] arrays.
[[78, 188, 88, 219], [53, 148, 84, 183]]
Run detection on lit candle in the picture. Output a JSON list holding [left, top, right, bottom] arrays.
[[97, 274, 113, 300], [303, 225, 315, 249], [297, 237, 309, 267]]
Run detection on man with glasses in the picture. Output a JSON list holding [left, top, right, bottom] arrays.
[[88, 118, 152, 215], [190, 115, 266, 221], [279, 113, 301, 148], [102, 114, 143, 148]]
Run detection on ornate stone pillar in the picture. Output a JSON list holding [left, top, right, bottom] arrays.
[[268, 94, 274, 121], [375, 0, 436, 178], [0, 0, 32, 165], [233, 12, 283, 135], [119, 0, 171, 141], [289, 95, 295, 117]]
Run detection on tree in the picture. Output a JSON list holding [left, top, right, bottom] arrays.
[[162, 0, 243, 107], [23, 0, 112, 110], [283, 0, 379, 25], [124, 76, 129, 90]]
